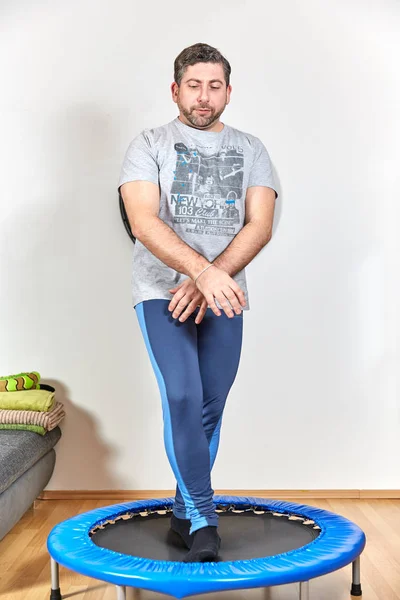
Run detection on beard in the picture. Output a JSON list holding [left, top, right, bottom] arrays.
[[177, 97, 226, 129]]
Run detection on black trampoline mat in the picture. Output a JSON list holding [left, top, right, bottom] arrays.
[[91, 510, 320, 562]]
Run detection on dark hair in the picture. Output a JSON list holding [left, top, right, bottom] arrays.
[[174, 43, 231, 87]]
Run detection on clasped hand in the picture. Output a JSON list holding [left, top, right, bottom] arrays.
[[168, 265, 246, 324]]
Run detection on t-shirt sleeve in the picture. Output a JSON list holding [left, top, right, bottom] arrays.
[[118, 129, 159, 191], [248, 137, 278, 198]]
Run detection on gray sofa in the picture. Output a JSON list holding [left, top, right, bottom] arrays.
[[0, 426, 61, 540]]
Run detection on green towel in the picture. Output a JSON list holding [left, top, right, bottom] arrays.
[[0, 389, 55, 412], [0, 371, 40, 392], [0, 424, 46, 435]]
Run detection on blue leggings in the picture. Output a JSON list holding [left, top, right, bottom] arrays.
[[135, 299, 243, 534]]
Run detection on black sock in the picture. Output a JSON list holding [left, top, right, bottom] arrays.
[[169, 514, 193, 549], [183, 526, 221, 563]]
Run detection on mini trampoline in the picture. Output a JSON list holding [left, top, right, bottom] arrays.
[[47, 495, 366, 599]]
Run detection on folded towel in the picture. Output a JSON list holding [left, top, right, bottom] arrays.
[[0, 424, 46, 435], [0, 401, 65, 431], [0, 371, 40, 392], [0, 389, 55, 412]]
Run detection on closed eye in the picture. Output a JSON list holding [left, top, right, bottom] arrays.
[[189, 85, 221, 90]]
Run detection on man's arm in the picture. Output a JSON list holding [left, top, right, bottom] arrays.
[[120, 180, 211, 281], [212, 186, 276, 276]]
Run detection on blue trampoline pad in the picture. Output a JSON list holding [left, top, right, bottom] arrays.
[[47, 496, 366, 598]]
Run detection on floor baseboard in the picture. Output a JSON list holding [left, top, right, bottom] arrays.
[[37, 489, 400, 500]]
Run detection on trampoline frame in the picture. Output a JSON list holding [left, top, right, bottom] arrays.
[[47, 496, 365, 599], [50, 563, 360, 599]]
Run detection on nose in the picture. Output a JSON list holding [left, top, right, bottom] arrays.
[[197, 85, 210, 104]]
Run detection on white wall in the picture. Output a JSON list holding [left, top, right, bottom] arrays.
[[0, 0, 399, 491]]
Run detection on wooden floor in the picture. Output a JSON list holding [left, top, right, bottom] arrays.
[[0, 498, 399, 599]]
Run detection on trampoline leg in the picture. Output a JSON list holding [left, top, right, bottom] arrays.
[[50, 558, 62, 600], [351, 556, 363, 596], [299, 581, 309, 600], [116, 585, 127, 600]]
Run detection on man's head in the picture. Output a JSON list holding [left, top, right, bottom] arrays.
[[171, 43, 232, 132]]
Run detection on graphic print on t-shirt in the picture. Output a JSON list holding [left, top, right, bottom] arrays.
[[170, 142, 244, 238]]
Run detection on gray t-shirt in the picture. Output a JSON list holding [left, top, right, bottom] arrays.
[[118, 117, 278, 311]]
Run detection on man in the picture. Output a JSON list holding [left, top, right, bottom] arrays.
[[118, 42, 278, 562]]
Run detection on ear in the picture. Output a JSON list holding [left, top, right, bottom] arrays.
[[171, 82, 179, 103]]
